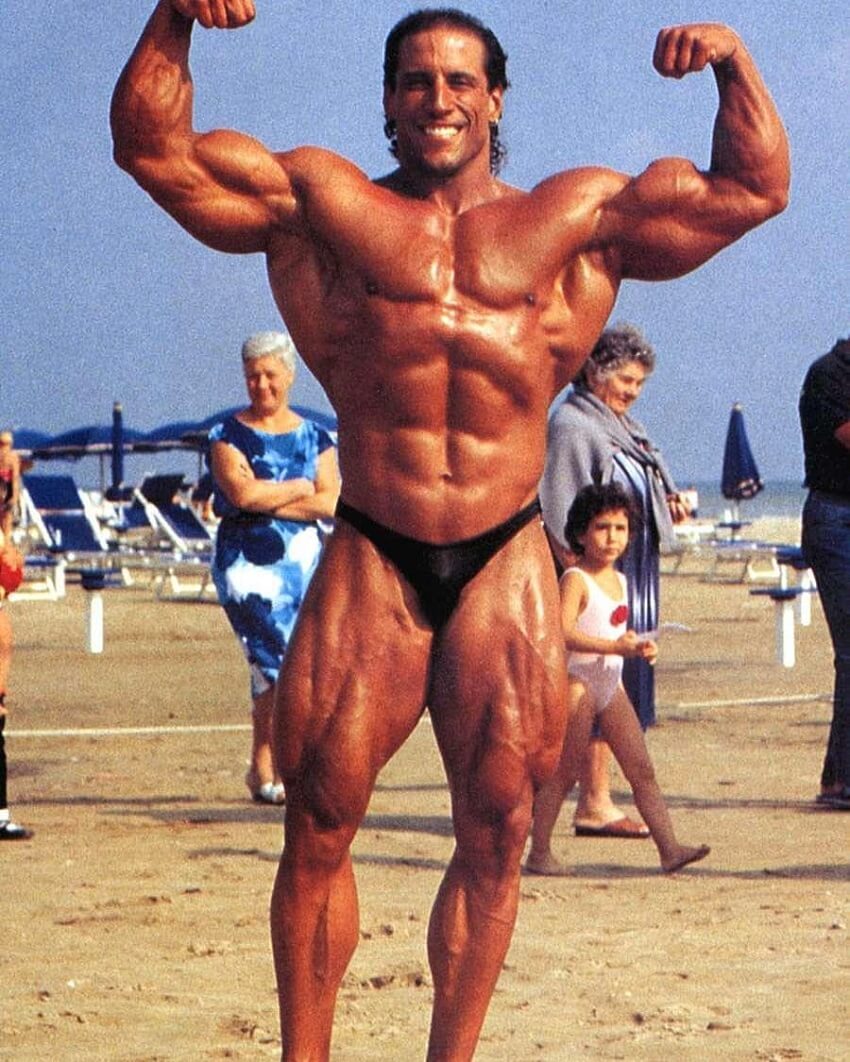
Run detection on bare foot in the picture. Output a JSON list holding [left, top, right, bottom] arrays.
[[525, 852, 574, 876], [662, 844, 711, 874]]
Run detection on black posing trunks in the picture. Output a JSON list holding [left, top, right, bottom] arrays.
[[335, 497, 542, 630]]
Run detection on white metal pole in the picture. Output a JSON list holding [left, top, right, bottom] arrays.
[[777, 598, 795, 668], [86, 590, 104, 654]]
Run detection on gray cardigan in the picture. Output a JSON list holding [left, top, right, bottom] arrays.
[[540, 386, 679, 552]]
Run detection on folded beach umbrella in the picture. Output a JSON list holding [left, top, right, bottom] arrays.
[[721, 402, 764, 503], [111, 401, 125, 494]]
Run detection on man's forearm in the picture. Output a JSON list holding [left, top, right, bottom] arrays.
[[709, 44, 790, 209], [111, 0, 195, 163]]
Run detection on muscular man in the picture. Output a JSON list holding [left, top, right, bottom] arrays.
[[112, 4, 789, 1058]]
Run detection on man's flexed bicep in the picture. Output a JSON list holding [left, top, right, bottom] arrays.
[[597, 157, 771, 282], [596, 22, 789, 282], [137, 128, 298, 254], [111, 0, 295, 253]]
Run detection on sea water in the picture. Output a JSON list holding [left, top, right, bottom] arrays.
[[684, 479, 806, 522]]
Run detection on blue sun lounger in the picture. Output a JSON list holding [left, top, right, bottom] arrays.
[[130, 474, 214, 554], [22, 474, 109, 556]]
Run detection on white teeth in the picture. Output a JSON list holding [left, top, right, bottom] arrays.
[[423, 126, 459, 139]]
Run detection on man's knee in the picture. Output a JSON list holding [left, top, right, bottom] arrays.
[[473, 752, 530, 820], [473, 719, 563, 810], [454, 803, 531, 886], [284, 758, 374, 865], [456, 759, 534, 873]]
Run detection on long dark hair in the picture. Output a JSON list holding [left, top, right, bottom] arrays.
[[382, 8, 509, 175]]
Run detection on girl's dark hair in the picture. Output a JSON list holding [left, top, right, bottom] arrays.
[[565, 483, 637, 555], [382, 9, 509, 175]]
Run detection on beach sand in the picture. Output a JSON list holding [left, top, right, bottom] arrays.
[[3, 560, 848, 1061]]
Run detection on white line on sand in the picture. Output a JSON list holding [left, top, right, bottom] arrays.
[[7, 724, 252, 739], [8, 715, 435, 739], [12, 702, 824, 738], [664, 693, 830, 710]]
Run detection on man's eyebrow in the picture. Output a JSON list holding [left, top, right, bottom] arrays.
[[399, 66, 481, 82]]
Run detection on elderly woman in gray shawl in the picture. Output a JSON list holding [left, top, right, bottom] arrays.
[[540, 323, 690, 838]]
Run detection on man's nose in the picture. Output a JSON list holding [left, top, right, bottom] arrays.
[[428, 78, 452, 111]]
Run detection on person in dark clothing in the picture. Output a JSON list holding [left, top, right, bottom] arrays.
[[799, 337, 850, 810]]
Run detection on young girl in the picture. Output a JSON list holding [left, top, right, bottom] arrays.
[[527, 483, 708, 875]]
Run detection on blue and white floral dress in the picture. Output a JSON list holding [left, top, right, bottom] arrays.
[[208, 415, 335, 697]]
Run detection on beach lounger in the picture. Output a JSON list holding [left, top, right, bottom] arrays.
[[130, 474, 214, 554], [19, 474, 141, 594], [21, 474, 110, 556], [705, 539, 782, 583], [664, 525, 786, 584], [9, 555, 64, 602], [663, 520, 723, 575], [150, 555, 216, 601], [104, 474, 215, 599]]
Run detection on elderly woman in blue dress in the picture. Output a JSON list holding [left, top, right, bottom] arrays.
[[540, 324, 690, 837], [209, 331, 340, 804]]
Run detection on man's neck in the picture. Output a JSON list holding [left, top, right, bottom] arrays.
[[377, 163, 509, 215]]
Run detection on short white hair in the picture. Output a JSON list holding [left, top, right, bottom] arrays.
[[240, 330, 297, 374]]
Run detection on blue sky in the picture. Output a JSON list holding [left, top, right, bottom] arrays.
[[3, 2, 848, 485]]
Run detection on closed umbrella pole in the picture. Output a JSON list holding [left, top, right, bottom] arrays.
[[111, 401, 124, 495], [721, 402, 763, 524]]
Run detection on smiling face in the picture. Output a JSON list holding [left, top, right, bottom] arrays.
[[243, 355, 292, 418], [383, 26, 503, 180], [590, 360, 649, 418]]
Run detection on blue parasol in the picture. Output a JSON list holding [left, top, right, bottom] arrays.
[[138, 404, 338, 452], [10, 428, 53, 451], [14, 416, 146, 494], [721, 402, 763, 520]]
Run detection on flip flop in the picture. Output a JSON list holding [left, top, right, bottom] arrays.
[[574, 816, 650, 839]]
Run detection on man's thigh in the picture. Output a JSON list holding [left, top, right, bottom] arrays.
[[428, 520, 568, 815], [274, 523, 434, 819]]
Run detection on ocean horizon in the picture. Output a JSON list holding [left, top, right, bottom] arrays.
[[686, 479, 805, 522]]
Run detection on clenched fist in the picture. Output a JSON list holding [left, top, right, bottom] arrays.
[[653, 23, 739, 78], [170, 0, 256, 30]]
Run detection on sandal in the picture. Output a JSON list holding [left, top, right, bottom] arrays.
[[249, 782, 285, 805], [574, 816, 650, 839], [0, 819, 33, 840], [245, 771, 285, 805], [253, 782, 285, 805]]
